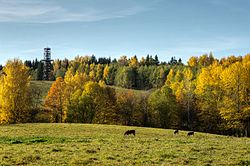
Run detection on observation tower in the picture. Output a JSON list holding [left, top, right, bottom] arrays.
[[41, 47, 53, 80]]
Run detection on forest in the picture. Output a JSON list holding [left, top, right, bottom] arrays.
[[0, 54, 249, 137]]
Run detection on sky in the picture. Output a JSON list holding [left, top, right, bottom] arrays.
[[0, 0, 250, 65]]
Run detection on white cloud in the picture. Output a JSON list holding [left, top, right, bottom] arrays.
[[0, 0, 149, 23]]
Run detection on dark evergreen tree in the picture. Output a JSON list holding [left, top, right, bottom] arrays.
[[24, 60, 32, 68], [169, 57, 178, 65], [112, 58, 117, 63], [146, 54, 150, 66], [36, 62, 44, 80], [149, 55, 154, 65], [178, 58, 182, 64], [108, 57, 111, 64], [98, 57, 111, 64], [90, 54, 97, 64], [155, 55, 159, 65], [34, 58, 39, 70]]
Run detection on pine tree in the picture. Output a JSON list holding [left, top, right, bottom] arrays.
[[155, 55, 159, 65], [36, 61, 43, 80]]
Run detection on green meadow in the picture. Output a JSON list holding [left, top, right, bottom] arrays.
[[0, 124, 249, 165], [30, 81, 53, 99]]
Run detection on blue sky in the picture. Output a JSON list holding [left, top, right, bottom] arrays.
[[0, 0, 250, 65]]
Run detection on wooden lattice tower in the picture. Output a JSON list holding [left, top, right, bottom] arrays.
[[41, 47, 53, 80]]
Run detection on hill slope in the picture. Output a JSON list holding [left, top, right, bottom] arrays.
[[30, 81, 152, 103], [30, 81, 53, 101], [0, 124, 249, 165]]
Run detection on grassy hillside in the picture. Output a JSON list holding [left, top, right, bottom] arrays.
[[30, 81, 152, 103], [30, 81, 53, 101], [112, 85, 153, 97], [0, 124, 249, 165]]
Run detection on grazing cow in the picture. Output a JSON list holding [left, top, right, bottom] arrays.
[[124, 130, 135, 136], [174, 129, 179, 134], [187, 131, 194, 136]]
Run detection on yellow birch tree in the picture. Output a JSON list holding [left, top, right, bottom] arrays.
[[0, 59, 31, 123]]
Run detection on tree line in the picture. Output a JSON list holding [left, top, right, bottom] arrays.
[[24, 55, 182, 89], [0, 54, 249, 137]]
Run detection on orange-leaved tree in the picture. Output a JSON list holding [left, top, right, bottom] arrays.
[[45, 77, 66, 123]]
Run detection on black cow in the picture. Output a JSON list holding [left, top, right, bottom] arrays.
[[187, 131, 194, 136], [174, 129, 179, 134], [124, 130, 135, 136]]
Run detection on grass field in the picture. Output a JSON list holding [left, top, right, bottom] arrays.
[[30, 80, 152, 104], [30, 81, 53, 102], [0, 124, 249, 165]]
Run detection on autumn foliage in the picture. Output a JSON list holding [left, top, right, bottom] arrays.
[[45, 77, 66, 123], [0, 54, 249, 137], [0, 59, 32, 123]]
